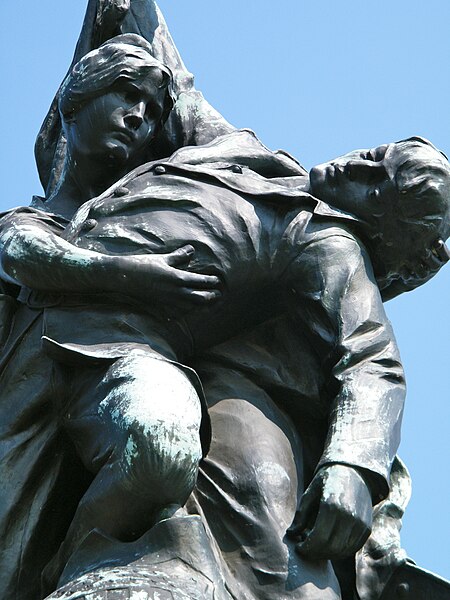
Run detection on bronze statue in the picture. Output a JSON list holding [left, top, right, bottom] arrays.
[[0, 2, 448, 599]]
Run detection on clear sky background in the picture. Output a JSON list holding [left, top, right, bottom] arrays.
[[0, 0, 449, 582]]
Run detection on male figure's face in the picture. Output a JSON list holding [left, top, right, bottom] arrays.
[[309, 143, 449, 290], [309, 144, 394, 219], [66, 70, 167, 166]]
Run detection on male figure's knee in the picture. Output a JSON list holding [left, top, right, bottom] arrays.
[[205, 397, 300, 531]]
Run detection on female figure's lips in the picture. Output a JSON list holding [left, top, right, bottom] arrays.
[[114, 130, 135, 144]]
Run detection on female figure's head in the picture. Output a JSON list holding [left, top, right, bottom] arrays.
[[309, 137, 450, 296], [59, 34, 174, 173]]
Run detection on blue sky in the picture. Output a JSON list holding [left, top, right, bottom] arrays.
[[0, 0, 449, 581]]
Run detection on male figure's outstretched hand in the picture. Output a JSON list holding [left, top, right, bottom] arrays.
[[290, 464, 372, 560]]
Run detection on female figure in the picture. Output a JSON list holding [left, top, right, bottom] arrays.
[[0, 34, 220, 599]]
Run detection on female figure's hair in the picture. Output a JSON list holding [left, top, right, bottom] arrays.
[[59, 33, 174, 126]]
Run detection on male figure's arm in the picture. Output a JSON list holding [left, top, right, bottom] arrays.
[[284, 224, 406, 559]]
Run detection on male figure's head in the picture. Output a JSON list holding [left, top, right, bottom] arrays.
[[59, 34, 174, 175], [309, 137, 450, 297]]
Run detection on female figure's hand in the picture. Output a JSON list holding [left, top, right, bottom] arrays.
[[0, 220, 221, 309], [114, 244, 222, 306]]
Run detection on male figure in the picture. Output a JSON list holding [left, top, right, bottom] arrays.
[[189, 137, 450, 599], [56, 136, 449, 600]]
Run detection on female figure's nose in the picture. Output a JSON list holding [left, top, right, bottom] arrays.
[[124, 101, 146, 130]]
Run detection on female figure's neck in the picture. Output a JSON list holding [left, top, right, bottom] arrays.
[[45, 152, 129, 219]]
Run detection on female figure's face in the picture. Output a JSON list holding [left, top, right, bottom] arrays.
[[66, 70, 167, 167]]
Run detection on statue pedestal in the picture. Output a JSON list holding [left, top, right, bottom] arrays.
[[44, 564, 213, 599], [44, 516, 233, 600], [379, 562, 450, 600]]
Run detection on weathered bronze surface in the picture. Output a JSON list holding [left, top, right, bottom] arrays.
[[0, 2, 449, 600]]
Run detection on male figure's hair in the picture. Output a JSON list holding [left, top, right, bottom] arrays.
[[367, 137, 450, 297], [387, 137, 450, 239]]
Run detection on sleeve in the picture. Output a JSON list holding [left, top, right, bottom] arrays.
[[284, 225, 406, 502], [0, 207, 66, 285]]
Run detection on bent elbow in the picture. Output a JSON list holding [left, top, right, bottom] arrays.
[[0, 228, 37, 287]]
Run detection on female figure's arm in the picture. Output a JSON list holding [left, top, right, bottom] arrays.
[[0, 209, 221, 306]]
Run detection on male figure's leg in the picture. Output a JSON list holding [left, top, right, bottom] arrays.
[[47, 348, 204, 589], [190, 365, 341, 600]]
